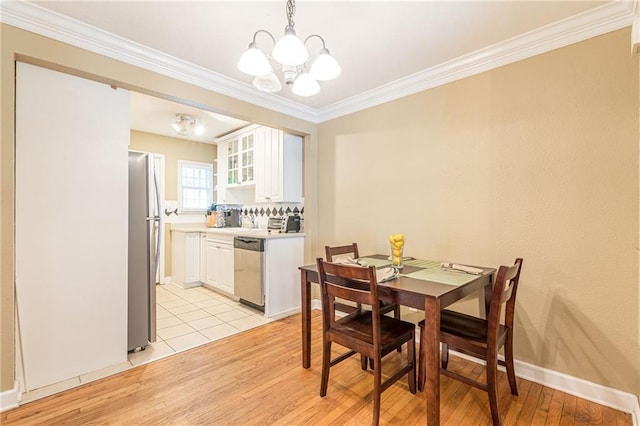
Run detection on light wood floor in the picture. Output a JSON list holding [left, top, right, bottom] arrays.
[[2, 312, 632, 425]]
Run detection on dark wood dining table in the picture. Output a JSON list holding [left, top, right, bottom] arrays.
[[298, 255, 495, 425]]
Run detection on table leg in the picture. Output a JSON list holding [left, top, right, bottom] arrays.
[[424, 298, 441, 425], [301, 270, 311, 368]]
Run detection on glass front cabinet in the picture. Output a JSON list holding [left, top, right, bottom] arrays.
[[224, 127, 255, 186]]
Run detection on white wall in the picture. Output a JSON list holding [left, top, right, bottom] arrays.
[[15, 63, 129, 391]]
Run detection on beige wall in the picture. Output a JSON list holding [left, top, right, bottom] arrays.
[[0, 24, 317, 392], [318, 29, 639, 397], [1, 20, 637, 402], [129, 130, 217, 277]]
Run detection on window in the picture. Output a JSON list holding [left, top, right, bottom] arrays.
[[178, 160, 213, 211]]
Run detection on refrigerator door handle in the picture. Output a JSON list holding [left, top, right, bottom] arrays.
[[147, 217, 157, 344], [152, 157, 162, 268]]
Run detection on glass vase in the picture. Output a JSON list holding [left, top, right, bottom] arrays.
[[391, 244, 404, 269]]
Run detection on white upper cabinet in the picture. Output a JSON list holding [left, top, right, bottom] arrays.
[[216, 125, 260, 204], [217, 125, 302, 204], [254, 127, 303, 203], [220, 125, 256, 187]]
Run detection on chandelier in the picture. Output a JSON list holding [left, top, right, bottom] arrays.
[[237, 0, 341, 97], [172, 114, 203, 137]]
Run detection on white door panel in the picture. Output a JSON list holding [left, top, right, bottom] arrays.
[[16, 62, 129, 391]]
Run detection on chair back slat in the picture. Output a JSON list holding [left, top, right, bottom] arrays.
[[325, 243, 359, 262], [500, 282, 514, 304], [327, 283, 372, 306]]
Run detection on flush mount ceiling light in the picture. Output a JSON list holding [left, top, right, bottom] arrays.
[[172, 114, 204, 137], [237, 0, 341, 97]]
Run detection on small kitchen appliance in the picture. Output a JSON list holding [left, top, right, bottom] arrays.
[[267, 216, 283, 231], [282, 214, 301, 233], [216, 206, 242, 227]]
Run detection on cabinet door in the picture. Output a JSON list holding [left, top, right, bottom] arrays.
[[255, 127, 284, 202], [218, 243, 234, 294], [199, 234, 207, 282], [227, 138, 239, 185], [185, 233, 200, 283], [205, 239, 217, 286], [266, 128, 284, 201], [254, 126, 268, 202], [205, 240, 234, 294], [240, 133, 254, 184]]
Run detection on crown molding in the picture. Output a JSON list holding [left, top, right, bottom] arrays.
[[1, 0, 636, 125], [317, 0, 637, 122], [0, 0, 318, 123]]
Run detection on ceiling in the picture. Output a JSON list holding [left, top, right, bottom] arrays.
[[3, 1, 636, 137], [130, 92, 249, 143]]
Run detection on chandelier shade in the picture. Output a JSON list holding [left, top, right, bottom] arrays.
[[237, 0, 340, 97], [309, 47, 341, 81], [272, 28, 309, 66], [291, 72, 320, 97], [253, 72, 283, 93], [237, 42, 272, 76]]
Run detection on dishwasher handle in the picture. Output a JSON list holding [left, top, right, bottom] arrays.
[[234, 237, 265, 251]]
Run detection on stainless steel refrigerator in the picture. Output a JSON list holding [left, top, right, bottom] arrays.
[[128, 151, 160, 351]]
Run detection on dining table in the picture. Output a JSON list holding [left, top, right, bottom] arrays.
[[298, 254, 496, 426]]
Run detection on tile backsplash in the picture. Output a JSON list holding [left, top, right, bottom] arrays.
[[240, 202, 304, 228]]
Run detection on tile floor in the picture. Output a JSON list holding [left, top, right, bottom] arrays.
[[130, 284, 273, 366], [20, 284, 272, 404]]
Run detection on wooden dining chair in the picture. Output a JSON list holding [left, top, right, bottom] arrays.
[[417, 258, 523, 426], [317, 258, 416, 426], [325, 243, 401, 320]]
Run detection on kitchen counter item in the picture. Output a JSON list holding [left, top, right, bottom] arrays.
[[267, 216, 283, 231], [283, 214, 301, 233], [206, 211, 217, 228]]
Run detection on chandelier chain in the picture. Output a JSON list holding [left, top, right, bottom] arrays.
[[286, 0, 296, 28]]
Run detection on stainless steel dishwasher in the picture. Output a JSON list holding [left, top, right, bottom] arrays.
[[233, 236, 265, 311]]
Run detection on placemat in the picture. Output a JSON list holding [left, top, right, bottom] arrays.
[[359, 257, 393, 268], [403, 259, 442, 269], [403, 268, 479, 286]]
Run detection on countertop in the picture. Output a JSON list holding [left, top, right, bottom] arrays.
[[170, 224, 305, 240]]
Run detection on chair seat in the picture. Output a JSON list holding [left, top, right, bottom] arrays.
[[334, 311, 415, 349], [418, 310, 508, 343]]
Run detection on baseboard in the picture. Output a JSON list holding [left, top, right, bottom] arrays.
[[159, 276, 172, 285], [0, 382, 20, 413], [266, 307, 301, 320], [311, 299, 322, 311], [438, 346, 639, 422], [310, 299, 639, 422], [512, 357, 639, 420]]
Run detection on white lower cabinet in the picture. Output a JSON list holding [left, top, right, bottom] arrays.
[[263, 236, 304, 318], [171, 231, 201, 288], [171, 228, 304, 316], [204, 235, 235, 295]]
